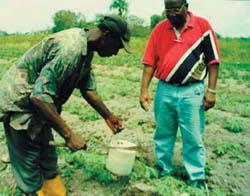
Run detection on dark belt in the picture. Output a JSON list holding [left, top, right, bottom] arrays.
[[167, 79, 202, 87]]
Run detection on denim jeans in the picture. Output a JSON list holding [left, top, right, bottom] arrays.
[[154, 80, 205, 180]]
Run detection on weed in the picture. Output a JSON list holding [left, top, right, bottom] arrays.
[[0, 187, 15, 196], [70, 151, 114, 185], [63, 101, 101, 121], [209, 189, 227, 196], [130, 161, 158, 181], [213, 142, 239, 156], [223, 118, 244, 133], [62, 167, 74, 178], [0, 62, 11, 79], [205, 112, 218, 125], [237, 105, 250, 118]]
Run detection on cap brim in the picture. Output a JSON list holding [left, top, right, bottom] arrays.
[[121, 38, 132, 54]]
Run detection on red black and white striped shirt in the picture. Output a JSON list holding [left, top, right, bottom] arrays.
[[142, 12, 220, 84]]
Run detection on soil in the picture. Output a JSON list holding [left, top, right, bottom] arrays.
[[0, 61, 249, 196]]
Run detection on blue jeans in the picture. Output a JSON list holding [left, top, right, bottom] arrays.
[[154, 80, 205, 180]]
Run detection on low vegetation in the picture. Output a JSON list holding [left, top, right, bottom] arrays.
[[0, 32, 249, 196]]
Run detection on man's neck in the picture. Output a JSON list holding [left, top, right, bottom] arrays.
[[86, 28, 102, 52], [86, 28, 101, 42], [175, 14, 190, 32]]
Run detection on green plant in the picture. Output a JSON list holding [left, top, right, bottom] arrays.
[[63, 101, 101, 121], [223, 118, 244, 133], [205, 112, 218, 125], [130, 160, 158, 181], [152, 176, 206, 196], [70, 151, 114, 185], [62, 167, 74, 177], [238, 104, 250, 118], [0, 187, 15, 196], [209, 189, 227, 196], [213, 143, 239, 156], [0, 62, 11, 79]]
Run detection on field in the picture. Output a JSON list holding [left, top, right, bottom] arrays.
[[0, 34, 250, 196]]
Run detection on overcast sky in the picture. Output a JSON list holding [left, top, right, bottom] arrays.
[[0, 0, 249, 37]]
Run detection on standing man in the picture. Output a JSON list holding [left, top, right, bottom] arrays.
[[140, 0, 220, 189], [0, 14, 131, 196]]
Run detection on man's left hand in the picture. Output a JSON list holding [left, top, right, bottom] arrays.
[[203, 92, 216, 111], [105, 115, 124, 134]]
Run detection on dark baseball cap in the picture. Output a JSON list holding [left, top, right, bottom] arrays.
[[98, 14, 132, 53]]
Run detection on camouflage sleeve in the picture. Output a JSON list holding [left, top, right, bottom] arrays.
[[78, 70, 96, 91], [76, 52, 96, 91], [30, 55, 71, 103]]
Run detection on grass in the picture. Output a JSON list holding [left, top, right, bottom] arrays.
[[0, 33, 250, 196], [219, 38, 250, 63], [63, 99, 101, 121], [0, 188, 15, 196]]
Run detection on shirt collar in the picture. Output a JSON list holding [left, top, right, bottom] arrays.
[[187, 11, 195, 28]]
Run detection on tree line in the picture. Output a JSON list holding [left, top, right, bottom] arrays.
[[0, 0, 164, 37], [52, 0, 163, 32]]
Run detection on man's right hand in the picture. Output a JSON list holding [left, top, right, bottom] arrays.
[[30, 97, 87, 151], [139, 91, 152, 112], [65, 134, 87, 152], [139, 65, 154, 112]]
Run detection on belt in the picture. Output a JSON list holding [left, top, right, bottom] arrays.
[[167, 79, 201, 87]]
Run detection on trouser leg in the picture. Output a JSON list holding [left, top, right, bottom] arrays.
[[154, 81, 178, 175], [39, 125, 58, 180], [3, 122, 58, 194], [178, 83, 206, 180]]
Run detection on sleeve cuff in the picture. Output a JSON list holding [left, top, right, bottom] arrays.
[[30, 93, 54, 104]]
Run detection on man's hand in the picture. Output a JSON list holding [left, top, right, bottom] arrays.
[[140, 91, 152, 112], [203, 91, 216, 111], [105, 114, 124, 134], [65, 134, 87, 152]]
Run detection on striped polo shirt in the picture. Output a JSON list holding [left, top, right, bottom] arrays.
[[142, 12, 220, 84]]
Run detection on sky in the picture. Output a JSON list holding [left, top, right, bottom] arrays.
[[0, 0, 249, 37]]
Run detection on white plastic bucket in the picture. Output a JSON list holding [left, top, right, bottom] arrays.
[[106, 140, 137, 176]]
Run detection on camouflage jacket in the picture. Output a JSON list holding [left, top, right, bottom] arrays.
[[0, 28, 96, 139]]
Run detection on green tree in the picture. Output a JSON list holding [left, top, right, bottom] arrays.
[[95, 13, 106, 22], [52, 10, 86, 32], [76, 13, 87, 28], [109, 0, 129, 17], [150, 12, 166, 29]]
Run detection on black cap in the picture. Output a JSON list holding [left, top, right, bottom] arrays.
[[98, 14, 132, 53]]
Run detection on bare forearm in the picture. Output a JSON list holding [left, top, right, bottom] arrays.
[[30, 97, 73, 140], [81, 90, 112, 119], [141, 65, 155, 93], [139, 65, 155, 111], [208, 63, 219, 90], [203, 63, 219, 111]]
